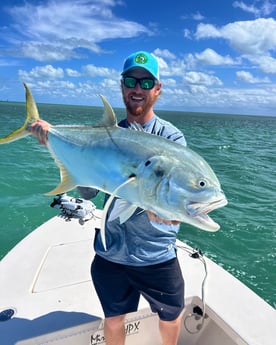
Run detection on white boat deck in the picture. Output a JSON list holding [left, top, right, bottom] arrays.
[[0, 211, 275, 344]]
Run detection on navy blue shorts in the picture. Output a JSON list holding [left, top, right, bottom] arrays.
[[91, 255, 185, 321]]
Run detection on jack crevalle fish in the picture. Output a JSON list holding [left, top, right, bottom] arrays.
[[0, 84, 227, 232]]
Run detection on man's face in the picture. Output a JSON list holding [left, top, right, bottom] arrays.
[[121, 68, 161, 120]]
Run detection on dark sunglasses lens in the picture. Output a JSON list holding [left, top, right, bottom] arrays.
[[140, 79, 155, 89], [124, 77, 136, 88]]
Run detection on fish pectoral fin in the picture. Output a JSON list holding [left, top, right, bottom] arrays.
[[119, 204, 137, 223], [45, 160, 77, 196], [0, 83, 40, 144], [108, 199, 137, 223], [100, 175, 136, 251]]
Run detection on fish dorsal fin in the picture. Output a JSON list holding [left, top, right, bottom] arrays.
[[98, 94, 117, 127]]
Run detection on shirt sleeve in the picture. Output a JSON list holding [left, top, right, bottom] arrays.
[[148, 117, 187, 146]]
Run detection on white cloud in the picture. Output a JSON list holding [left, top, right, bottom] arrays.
[[155, 56, 169, 72], [184, 53, 197, 70], [195, 24, 222, 39], [246, 55, 276, 74], [5, 0, 150, 61], [162, 83, 276, 114], [23, 80, 76, 99], [233, 1, 262, 16], [100, 78, 119, 90], [223, 18, 276, 55], [192, 11, 205, 21], [66, 68, 82, 77], [83, 64, 119, 78], [262, 0, 276, 16], [20, 42, 83, 62], [18, 65, 64, 81], [184, 71, 223, 86], [236, 70, 270, 83], [195, 48, 236, 65], [2, 1, 275, 115], [160, 59, 187, 77], [183, 29, 192, 39], [162, 78, 177, 87], [154, 49, 176, 60], [233, 0, 276, 17], [181, 11, 205, 21], [195, 18, 276, 55], [187, 84, 209, 96], [194, 17, 276, 78], [37, 80, 75, 90]]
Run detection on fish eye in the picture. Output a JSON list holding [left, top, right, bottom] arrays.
[[145, 160, 151, 166], [198, 179, 207, 188]]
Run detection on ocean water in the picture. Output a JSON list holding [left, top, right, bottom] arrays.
[[0, 101, 275, 308]]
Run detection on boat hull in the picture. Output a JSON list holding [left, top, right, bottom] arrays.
[[0, 213, 275, 344]]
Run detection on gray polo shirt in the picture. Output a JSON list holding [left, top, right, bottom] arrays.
[[94, 114, 187, 266]]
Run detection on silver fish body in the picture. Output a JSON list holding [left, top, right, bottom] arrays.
[[0, 84, 227, 231]]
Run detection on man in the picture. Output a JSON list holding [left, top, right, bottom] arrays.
[[30, 51, 186, 345]]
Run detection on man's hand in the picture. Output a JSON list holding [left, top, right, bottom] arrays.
[[29, 120, 51, 145]]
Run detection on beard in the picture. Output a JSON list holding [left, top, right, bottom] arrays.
[[123, 93, 157, 117]]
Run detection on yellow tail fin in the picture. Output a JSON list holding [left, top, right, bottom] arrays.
[[0, 83, 40, 144]]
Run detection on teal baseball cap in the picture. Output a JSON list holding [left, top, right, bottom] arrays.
[[121, 51, 159, 80]]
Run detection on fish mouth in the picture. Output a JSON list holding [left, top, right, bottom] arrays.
[[187, 197, 228, 232]]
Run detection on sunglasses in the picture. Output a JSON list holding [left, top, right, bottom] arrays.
[[122, 76, 158, 90]]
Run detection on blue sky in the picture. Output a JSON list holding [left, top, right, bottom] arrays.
[[0, 0, 276, 115]]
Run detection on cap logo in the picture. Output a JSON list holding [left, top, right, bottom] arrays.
[[134, 53, 148, 64]]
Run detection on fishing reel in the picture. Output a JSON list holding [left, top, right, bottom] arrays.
[[50, 193, 96, 225]]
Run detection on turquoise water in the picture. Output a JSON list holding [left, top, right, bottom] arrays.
[[0, 101, 275, 308]]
